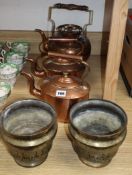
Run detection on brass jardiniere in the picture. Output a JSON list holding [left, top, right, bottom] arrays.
[[68, 99, 127, 168], [0, 99, 57, 167]]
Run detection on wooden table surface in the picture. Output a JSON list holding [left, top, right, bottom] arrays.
[[0, 56, 132, 175]]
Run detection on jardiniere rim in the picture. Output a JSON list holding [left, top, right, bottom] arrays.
[[0, 99, 57, 140], [69, 99, 127, 140]]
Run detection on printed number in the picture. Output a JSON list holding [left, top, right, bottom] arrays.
[[56, 90, 66, 97]]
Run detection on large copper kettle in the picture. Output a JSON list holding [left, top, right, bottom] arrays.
[[36, 3, 93, 61], [26, 52, 89, 78], [21, 69, 90, 123]]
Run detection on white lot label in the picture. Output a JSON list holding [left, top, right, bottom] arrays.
[[56, 90, 66, 97]]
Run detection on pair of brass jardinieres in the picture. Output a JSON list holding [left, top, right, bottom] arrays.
[[0, 99, 127, 168]]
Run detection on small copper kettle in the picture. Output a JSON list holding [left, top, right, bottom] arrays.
[[36, 3, 93, 61], [21, 70, 90, 123], [26, 52, 89, 78]]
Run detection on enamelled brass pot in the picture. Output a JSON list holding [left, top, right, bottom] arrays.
[[68, 99, 127, 167], [0, 99, 57, 167], [21, 71, 90, 123], [36, 3, 93, 61]]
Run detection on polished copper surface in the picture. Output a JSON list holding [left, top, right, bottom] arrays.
[[26, 53, 89, 78], [43, 59, 85, 77], [35, 3, 93, 61], [21, 71, 90, 123]]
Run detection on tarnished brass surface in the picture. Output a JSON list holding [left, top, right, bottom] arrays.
[[68, 99, 127, 167], [0, 99, 57, 167]]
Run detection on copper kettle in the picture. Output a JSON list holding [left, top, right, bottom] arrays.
[[21, 69, 90, 123], [26, 52, 89, 78], [36, 3, 93, 61]]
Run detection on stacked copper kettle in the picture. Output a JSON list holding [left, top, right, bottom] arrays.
[[21, 3, 93, 122], [36, 3, 93, 60], [22, 53, 90, 123]]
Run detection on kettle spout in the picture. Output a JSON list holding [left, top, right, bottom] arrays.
[[35, 29, 47, 41], [25, 57, 48, 78], [21, 71, 42, 98], [35, 29, 48, 56]]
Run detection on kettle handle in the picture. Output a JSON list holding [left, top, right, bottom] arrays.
[[48, 51, 82, 61], [48, 51, 90, 71], [53, 3, 89, 12], [35, 29, 48, 56], [48, 3, 93, 34]]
